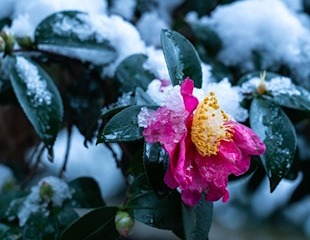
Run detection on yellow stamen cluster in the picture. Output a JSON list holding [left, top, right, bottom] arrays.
[[191, 92, 233, 157]]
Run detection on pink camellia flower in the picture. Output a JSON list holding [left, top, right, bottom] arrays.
[[138, 77, 265, 206]]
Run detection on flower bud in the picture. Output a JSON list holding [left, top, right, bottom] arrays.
[[257, 70, 266, 94], [39, 181, 54, 202], [0, 31, 15, 54], [0, 36, 5, 52], [15, 36, 34, 49], [115, 211, 134, 237]]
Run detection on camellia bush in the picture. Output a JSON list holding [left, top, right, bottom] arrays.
[[1, 0, 310, 239]]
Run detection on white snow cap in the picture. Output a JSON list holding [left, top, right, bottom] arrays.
[[17, 176, 73, 226], [110, 0, 136, 20], [9, 0, 107, 38], [187, 0, 310, 87], [0, 164, 15, 192], [137, 11, 169, 47], [144, 47, 170, 80]]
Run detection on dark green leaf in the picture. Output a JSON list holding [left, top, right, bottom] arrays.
[[35, 11, 117, 65], [0, 189, 27, 220], [250, 98, 297, 191], [0, 223, 21, 240], [59, 207, 118, 240], [183, 0, 217, 16], [143, 142, 171, 199], [7, 56, 63, 152], [135, 87, 157, 105], [68, 177, 105, 208], [182, 200, 213, 240], [97, 105, 156, 143], [115, 54, 155, 92], [23, 207, 78, 240], [264, 86, 310, 111], [127, 174, 183, 233], [161, 29, 202, 87], [187, 19, 222, 57]]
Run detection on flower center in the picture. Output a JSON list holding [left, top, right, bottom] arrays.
[[191, 92, 233, 157]]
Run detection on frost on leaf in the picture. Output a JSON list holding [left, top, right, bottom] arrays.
[[16, 56, 52, 107]]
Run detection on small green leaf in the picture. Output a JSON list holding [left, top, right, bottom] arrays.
[[7, 56, 63, 152], [115, 54, 155, 92], [250, 98, 297, 191], [59, 207, 118, 240], [0, 188, 27, 220], [68, 177, 105, 208], [143, 142, 171, 199], [35, 11, 117, 65], [182, 200, 213, 240], [127, 174, 183, 233], [97, 105, 156, 143], [161, 29, 202, 87], [187, 19, 222, 57]]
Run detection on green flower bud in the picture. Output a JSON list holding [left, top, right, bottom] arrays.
[[115, 211, 134, 237], [39, 181, 54, 202], [15, 36, 34, 50], [0, 36, 5, 52], [0, 31, 15, 55]]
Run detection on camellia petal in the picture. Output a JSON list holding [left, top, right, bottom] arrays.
[[139, 78, 266, 206]]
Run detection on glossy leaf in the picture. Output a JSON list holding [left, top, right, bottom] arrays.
[[115, 54, 155, 92], [127, 174, 183, 233], [182, 200, 213, 240], [239, 71, 310, 111], [68, 177, 105, 208], [59, 207, 118, 240], [8, 56, 63, 153], [0, 188, 27, 220], [161, 29, 202, 87], [35, 11, 117, 65], [250, 98, 297, 191], [97, 105, 156, 143], [143, 142, 171, 199]]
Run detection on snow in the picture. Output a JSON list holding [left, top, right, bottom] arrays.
[[0, 164, 15, 192], [17, 176, 73, 226], [137, 11, 168, 47], [39, 127, 125, 201], [9, 0, 107, 38], [144, 47, 170, 80], [203, 79, 248, 122], [0, 0, 14, 19], [15, 56, 52, 107], [187, 0, 310, 87], [110, 0, 136, 20]]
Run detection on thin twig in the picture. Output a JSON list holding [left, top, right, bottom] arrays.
[[58, 127, 72, 178]]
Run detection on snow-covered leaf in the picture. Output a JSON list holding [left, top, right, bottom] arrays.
[[161, 29, 202, 87], [143, 143, 171, 199], [250, 98, 297, 191], [115, 54, 155, 92], [182, 200, 213, 240], [7, 56, 63, 154], [240, 71, 310, 111], [97, 105, 156, 143], [35, 11, 117, 65], [59, 207, 118, 240]]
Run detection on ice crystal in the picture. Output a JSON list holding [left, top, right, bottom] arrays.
[[16, 57, 52, 107]]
